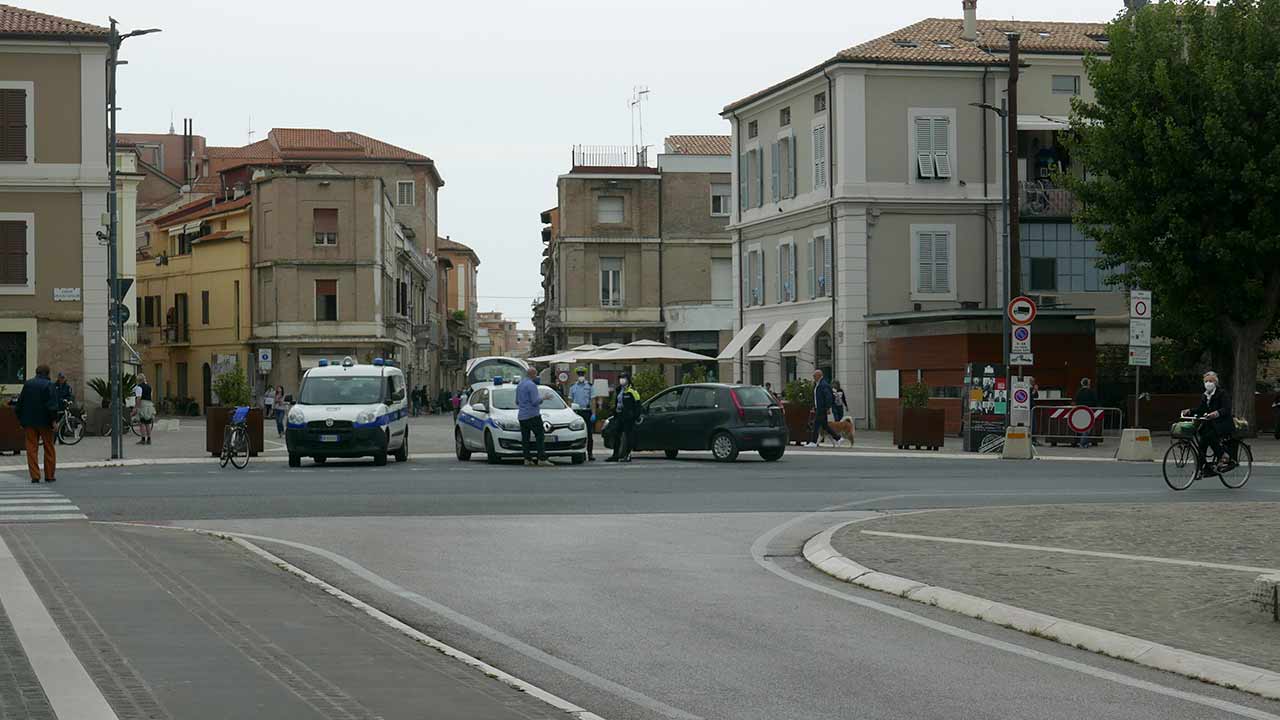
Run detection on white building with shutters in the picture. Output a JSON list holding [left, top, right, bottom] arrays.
[[719, 3, 1127, 431]]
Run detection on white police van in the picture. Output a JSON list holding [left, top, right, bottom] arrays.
[[285, 357, 409, 467]]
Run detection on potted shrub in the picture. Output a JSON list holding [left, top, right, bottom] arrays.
[[894, 382, 945, 450], [782, 378, 815, 445], [204, 366, 264, 456]]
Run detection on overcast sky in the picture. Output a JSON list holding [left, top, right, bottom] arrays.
[[46, 0, 1124, 327]]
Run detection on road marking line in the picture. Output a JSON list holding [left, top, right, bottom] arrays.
[[753, 504, 1280, 720], [859, 530, 1280, 575], [0, 499, 74, 505], [0, 514, 88, 522], [0, 505, 78, 513], [0, 534, 119, 719]]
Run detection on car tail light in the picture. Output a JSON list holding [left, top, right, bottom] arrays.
[[729, 389, 746, 420]]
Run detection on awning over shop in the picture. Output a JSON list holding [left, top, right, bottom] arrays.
[[780, 316, 831, 356], [715, 322, 763, 361], [747, 320, 797, 358], [1017, 114, 1069, 131]]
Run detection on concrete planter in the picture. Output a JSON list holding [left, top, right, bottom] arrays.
[[205, 406, 265, 457], [782, 402, 813, 445], [0, 407, 22, 454], [894, 407, 946, 450]]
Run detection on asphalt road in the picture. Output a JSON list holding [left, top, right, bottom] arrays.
[[15, 452, 1280, 719]]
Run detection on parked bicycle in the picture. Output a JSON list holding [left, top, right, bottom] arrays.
[[55, 400, 85, 445], [1024, 177, 1052, 215], [1162, 414, 1252, 491], [98, 411, 141, 438], [220, 406, 251, 469]]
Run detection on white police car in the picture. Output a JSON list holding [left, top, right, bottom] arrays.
[[454, 380, 588, 464], [285, 357, 409, 467]]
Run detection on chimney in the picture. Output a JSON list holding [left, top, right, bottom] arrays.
[[962, 0, 978, 41]]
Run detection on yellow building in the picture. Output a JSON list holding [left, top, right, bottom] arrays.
[[136, 194, 252, 413]]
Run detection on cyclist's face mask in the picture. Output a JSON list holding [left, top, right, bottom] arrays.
[[1205, 381, 1216, 393]]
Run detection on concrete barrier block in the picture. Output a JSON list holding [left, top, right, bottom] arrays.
[[1116, 428, 1154, 462], [1002, 427, 1033, 460], [1253, 574, 1279, 621]]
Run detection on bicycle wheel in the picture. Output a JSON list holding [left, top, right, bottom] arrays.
[[219, 429, 231, 468], [230, 427, 250, 469], [1162, 441, 1199, 491], [59, 416, 84, 446], [129, 413, 141, 437], [1219, 442, 1252, 489]]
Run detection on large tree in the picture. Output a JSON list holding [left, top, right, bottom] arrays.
[[1066, 0, 1280, 426]]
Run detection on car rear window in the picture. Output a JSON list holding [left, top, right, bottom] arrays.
[[734, 386, 775, 406]]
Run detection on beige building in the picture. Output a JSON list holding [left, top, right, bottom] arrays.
[[0, 7, 114, 399], [720, 3, 1123, 428], [477, 311, 515, 357], [437, 236, 479, 384]]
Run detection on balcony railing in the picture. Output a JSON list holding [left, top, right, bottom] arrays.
[[163, 322, 190, 345], [1019, 182, 1079, 219], [571, 144, 649, 169]]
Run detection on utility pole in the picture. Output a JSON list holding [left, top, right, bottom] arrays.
[[1006, 32, 1021, 298], [1000, 98, 1011, 385]]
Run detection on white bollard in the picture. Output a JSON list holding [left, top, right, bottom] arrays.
[[1002, 426, 1034, 460], [1115, 428, 1153, 462], [1253, 574, 1279, 621]]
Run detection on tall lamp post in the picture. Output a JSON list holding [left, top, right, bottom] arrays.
[[106, 18, 160, 459], [970, 98, 1012, 384]]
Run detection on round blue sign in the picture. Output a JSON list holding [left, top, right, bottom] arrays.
[[1013, 326, 1030, 341]]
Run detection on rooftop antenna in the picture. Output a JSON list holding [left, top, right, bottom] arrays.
[[168, 107, 174, 134], [247, 113, 256, 144], [629, 85, 650, 166]]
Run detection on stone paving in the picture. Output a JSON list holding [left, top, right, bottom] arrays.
[[831, 503, 1280, 672]]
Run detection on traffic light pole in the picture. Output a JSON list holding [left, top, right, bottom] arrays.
[[107, 19, 122, 459]]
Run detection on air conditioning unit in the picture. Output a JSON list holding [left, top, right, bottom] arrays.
[[1034, 294, 1060, 307]]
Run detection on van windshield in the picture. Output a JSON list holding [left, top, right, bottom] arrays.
[[298, 376, 383, 405]]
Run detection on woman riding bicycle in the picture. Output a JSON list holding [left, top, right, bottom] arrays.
[[1187, 370, 1233, 473]]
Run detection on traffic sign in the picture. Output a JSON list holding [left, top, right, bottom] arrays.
[[1010, 352, 1034, 365], [1011, 325, 1032, 354], [108, 277, 134, 299], [1066, 405, 1099, 433], [557, 371, 569, 383], [1128, 346, 1151, 366], [109, 302, 130, 325], [1010, 379, 1031, 428], [1130, 290, 1152, 319], [1008, 296, 1037, 325], [258, 348, 273, 372], [1129, 318, 1152, 347]]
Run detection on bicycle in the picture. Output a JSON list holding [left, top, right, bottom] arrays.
[[98, 411, 141, 438], [1162, 415, 1252, 491], [1024, 177, 1051, 215], [55, 400, 85, 446], [220, 406, 251, 469]]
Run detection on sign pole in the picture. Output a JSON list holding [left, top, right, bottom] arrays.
[[1135, 365, 1140, 428]]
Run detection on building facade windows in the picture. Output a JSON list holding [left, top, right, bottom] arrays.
[[1052, 74, 1081, 95], [813, 92, 826, 113], [913, 115, 953, 180], [1020, 222, 1124, 292], [600, 257, 622, 307], [747, 120, 758, 138], [710, 183, 731, 216], [771, 132, 796, 201], [201, 290, 210, 324], [744, 248, 763, 306], [0, 84, 32, 163], [777, 241, 796, 303], [397, 180, 415, 206], [0, 331, 24, 384], [0, 215, 33, 294], [711, 257, 732, 303], [808, 234, 831, 298], [596, 196, 624, 224], [313, 208, 338, 246], [779, 106, 791, 126], [812, 124, 827, 189], [315, 279, 338, 321], [910, 224, 956, 300]]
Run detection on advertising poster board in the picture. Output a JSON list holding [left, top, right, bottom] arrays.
[[964, 363, 1008, 452]]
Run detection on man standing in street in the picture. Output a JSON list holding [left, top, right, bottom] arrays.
[[516, 367, 548, 466], [607, 372, 641, 463], [808, 369, 842, 447], [15, 364, 57, 483], [568, 367, 595, 461]]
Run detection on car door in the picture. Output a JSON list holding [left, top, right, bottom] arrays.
[[390, 374, 408, 447], [639, 388, 684, 450], [462, 388, 488, 448], [674, 386, 723, 449]]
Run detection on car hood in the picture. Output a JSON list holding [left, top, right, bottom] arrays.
[[490, 407, 578, 423]]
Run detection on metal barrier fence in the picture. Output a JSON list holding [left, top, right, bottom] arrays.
[[1030, 406, 1125, 446]]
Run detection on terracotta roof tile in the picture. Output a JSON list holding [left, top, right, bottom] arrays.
[[437, 237, 480, 263], [338, 132, 430, 162], [152, 194, 252, 229], [0, 4, 106, 39], [207, 139, 275, 160], [207, 130, 435, 170], [663, 135, 731, 156]]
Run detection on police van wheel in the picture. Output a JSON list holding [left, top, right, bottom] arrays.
[[288, 454, 301, 468], [455, 429, 472, 461], [395, 434, 409, 463], [374, 452, 388, 467], [484, 432, 501, 464]]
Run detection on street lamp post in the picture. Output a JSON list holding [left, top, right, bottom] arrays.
[[106, 19, 160, 459], [970, 99, 1012, 387]]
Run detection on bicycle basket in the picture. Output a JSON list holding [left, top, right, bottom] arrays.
[[230, 406, 251, 424], [1232, 417, 1250, 438], [1170, 420, 1197, 439]]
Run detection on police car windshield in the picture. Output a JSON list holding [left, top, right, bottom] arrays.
[[298, 376, 384, 405], [489, 386, 567, 411], [467, 359, 525, 387]]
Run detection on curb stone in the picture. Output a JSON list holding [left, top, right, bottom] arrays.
[[803, 520, 1280, 701]]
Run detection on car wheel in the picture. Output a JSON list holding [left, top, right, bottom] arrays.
[[314, 456, 326, 464], [455, 429, 472, 461], [711, 432, 739, 462], [759, 447, 784, 462], [484, 431, 501, 464], [288, 454, 301, 468], [664, 449, 679, 460], [394, 432, 409, 462], [373, 452, 388, 467], [572, 453, 586, 465]]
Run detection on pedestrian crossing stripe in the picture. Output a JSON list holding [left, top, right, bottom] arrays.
[[0, 477, 87, 522]]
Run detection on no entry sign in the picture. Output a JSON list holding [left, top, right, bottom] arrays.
[[1066, 405, 1100, 434], [1008, 296, 1037, 325]]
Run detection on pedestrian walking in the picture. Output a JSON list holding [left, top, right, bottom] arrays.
[[135, 374, 156, 445], [273, 385, 287, 436], [808, 369, 842, 447], [52, 372, 74, 444], [568, 367, 595, 461], [516, 367, 548, 466], [15, 364, 57, 483], [451, 391, 462, 420], [831, 380, 848, 422], [263, 384, 276, 422], [606, 372, 641, 463], [765, 382, 777, 400], [1073, 378, 1098, 448]]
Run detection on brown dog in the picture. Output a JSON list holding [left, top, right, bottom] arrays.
[[828, 417, 855, 444]]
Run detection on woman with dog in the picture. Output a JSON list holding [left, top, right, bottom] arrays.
[[831, 381, 848, 422]]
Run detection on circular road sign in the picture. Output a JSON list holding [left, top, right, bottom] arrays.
[[1013, 326, 1030, 342], [1013, 388, 1030, 405], [557, 371, 569, 383], [1066, 406, 1098, 434], [1008, 296, 1037, 325], [1133, 299, 1149, 318]]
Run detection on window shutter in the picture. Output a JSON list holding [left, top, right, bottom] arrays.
[[770, 142, 780, 202], [934, 231, 951, 293], [314, 208, 338, 234], [756, 250, 765, 304], [777, 246, 785, 303], [914, 117, 934, 179], [917, 232, 934, 294], [813, 126, 827, 188], [807, 237, 816, 299], [789, 243, 798, 300], [787, 132, 797, 198], [742, 253, 751, 306], [739, 153, 749, 211], [932, 118, 952, 178], [0, 89, 27, 162], [821, 236, 832, 297], [754, 151, 764, 208], [0, 220, 26, 285]]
